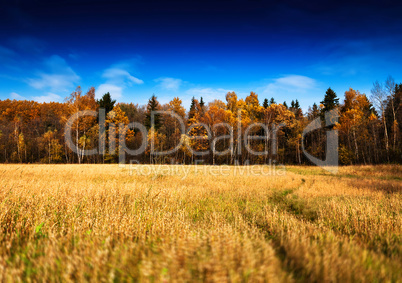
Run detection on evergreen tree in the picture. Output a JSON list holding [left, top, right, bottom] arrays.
[[97, 92, 116, 116], [295, 99, 300, 109], [311, 103, 319, 118], [145, 95, 161, 130], [199, 97, 205, 109], [283, 101, 288, 108], [188, 97, 197, 121], [96, 92, 117, 158], [294, 99, 303, 119], [263, 98, 269, 109], [270, 97, 276, 105], [199, 97, 205, 115], [321, 87, 339, 112]]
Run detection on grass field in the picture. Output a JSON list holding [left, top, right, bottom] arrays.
[[0, 164, 401, 282]]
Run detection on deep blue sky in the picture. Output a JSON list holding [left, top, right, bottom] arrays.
[[1, 0, 402, 110]]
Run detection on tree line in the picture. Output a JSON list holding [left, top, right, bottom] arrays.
[[0, 76, 401, 165]]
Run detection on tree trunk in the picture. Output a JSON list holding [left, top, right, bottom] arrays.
[[382, 105, 389, 162], [353, 128, 359, 163]]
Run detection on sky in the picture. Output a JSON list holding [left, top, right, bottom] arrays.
[[1, 0, 402, 111]]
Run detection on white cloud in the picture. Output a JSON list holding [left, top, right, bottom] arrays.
[[10, 92, 26, 100], [28, 73, 79, 91], [97, 65, 143, 100], [258, 75, 321, 111], [184, 87, 233, 108], [27, 55, 80, 92], [102, 68, 143, 85], [96, 84, 123, 100], [262, 75, 318, 96], [274, 75, 317, 89], [33, 92, 62, 103], [155, 77, 182, 91], [186, 87, 232, 97]]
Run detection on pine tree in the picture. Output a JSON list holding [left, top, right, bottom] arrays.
[[97, 92, 116, 116], [294, 99, 303, 119], [270, 97, 276, 105], [188, 97, 197, 121], [198, 96, 205, 117], [295, 100, 300, 109], [199, 97, 205, 110], [311, 103, 319, 118], [263, 98, 269, 109], [145, 95, 161, 130], [283, 101, 288, 108], [321, 87, 339, 112]]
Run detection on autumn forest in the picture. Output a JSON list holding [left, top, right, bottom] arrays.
[[0, 77, 401, 165]]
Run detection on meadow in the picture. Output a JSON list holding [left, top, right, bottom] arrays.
[[0, 164, 401, 282]]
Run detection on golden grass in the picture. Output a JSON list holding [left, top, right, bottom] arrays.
[[0, 164, 401, 282]]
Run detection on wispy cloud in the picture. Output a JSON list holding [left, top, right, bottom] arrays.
[[186, 87, 232, 98], [155, 77, 182, 91], [9, 36, 45, 55], [102, 68, 143, 85], [0, 45, 19, 71], [27, 55, 80, 92], [183, 87, 233, 108], [0, 45, 17, 59], [28, 74, 79, 92], [96, 84, 123, 100], [258, 75, 320, 110], [261, 75, 318, 96], [10, 92, 26, 100], [310, 38, 402, 78], [68, 53, 80, 60], [274, 75, 316, 89], [33, 92, 62, 103], [97, 62, 143, 100]]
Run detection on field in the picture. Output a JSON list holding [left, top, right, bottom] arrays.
[[0, 164, 401, 282]]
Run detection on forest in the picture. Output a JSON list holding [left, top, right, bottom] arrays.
[[0, 77, 401, 165]]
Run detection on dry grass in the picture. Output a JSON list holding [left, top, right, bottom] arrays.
[[0, 164, 401, 282]]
